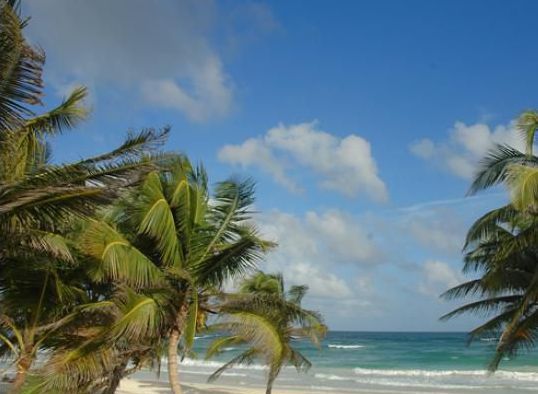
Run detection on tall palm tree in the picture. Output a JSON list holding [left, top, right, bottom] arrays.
[[0, 2, 170, 391], [40, 158, 272, 394], [442, 110, 538, 370], [206, 272, 327, 394]]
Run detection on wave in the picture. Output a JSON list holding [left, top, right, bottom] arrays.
[[181, 369, 246, 377], [480, 337, 499, 342], [315, 372, 484, 390], [352, 367, 538, 381], [180, 358, 268, 371], [327, 344, 364, 349], [194, 334, 217, 340]]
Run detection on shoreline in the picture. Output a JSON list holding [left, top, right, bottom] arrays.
[[115, 378, 449, 394]]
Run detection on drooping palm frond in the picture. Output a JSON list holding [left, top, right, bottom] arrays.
[[287, 285, 308, 305], [136, 171, 182, 267], [468, 144, 538, 195], [505, 164, 538, 212], [193, 229, 272, 287], [205, 335, 242, 359], [463, 204, 518, 249], [0, 0, 44, 130], [516, 110, 538, 156], [109, 288, 165, 342], [22, 86, 88, 137], [439, 296, 522, 321], [207, 349, 258, 383], [80, 220, 164, 289]]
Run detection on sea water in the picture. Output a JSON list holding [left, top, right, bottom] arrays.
[[161, 331, 538, 393]]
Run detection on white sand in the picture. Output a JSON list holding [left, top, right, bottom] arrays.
[[116, 378, 336, 394]]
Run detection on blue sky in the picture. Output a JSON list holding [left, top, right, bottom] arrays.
[[23, 0, 538, 331]]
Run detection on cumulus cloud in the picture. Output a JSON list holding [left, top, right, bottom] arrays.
[[418, 260, 462, 297], [218, 121, 388, 201], [404, 209, 466, 255], [257, 209, 382, 299], [409, 120, 524, 179], [25, 0, 272, 121]]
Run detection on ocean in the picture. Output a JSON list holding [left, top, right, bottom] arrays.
[[160, 331, 538, 393]]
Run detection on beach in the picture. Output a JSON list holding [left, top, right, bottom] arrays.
[[116, 332, 538, 394], [116, 378, 474, 394]]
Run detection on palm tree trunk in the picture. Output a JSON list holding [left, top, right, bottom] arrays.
[[9, 354, 32, 394], [168, 303, 189, 394], [102, 358, 129, 394], [265, 366, 279, 394], [168, 327, 182, 394]]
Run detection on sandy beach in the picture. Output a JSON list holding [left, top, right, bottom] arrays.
[[115, 377, 497, 394], [116, 379, 333, 394]]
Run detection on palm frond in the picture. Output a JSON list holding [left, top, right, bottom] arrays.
[[207, 349, 258, 383], [468, 144, 538, 195], [516, 111, 538, 156], [80, 220, 164, 288], [0, 1, 44, 130]]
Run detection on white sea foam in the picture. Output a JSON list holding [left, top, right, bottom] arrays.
[[352, 367, 538, 382], [180, 369, 247, 377], [315, 373, 353, 381], [179, 358, 268, 370], [315, 372, 486, 390], [194, 334, 216, 340], [327, 344, 365, 349]]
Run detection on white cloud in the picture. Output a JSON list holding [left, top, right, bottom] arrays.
[[258, 209, 382, 299], [218, 121, 388, 201], [418, 260, 462, 297], [410, 120, 524, 179], [405, 210, 465, 255], [25, 0, 267, 121]]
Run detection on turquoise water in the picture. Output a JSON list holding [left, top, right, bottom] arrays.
[[166, 331, 538, 393]]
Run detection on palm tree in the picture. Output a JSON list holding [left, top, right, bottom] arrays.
[[40, 157, 272, 394], [442, 110, 538, 370], [0, 2, 170, 391], [206, 272, 327, 394]]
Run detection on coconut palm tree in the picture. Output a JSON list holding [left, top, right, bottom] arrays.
[[206, 272, 327, 394], [442, 110, 538, 370], [38, 158, 272, 394], [0, 2, 170, 391]]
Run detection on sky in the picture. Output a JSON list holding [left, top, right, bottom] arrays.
[[22, 0, 538, 331]]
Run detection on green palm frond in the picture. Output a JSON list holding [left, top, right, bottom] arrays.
[[516, 111, 538, 156], [220, 312, 284, 366], [289, 348, 311, 372], [29, 344, 116, 393], [463, 205, 518, 249], [207, 349, 258, 383], [468, 144, 538, 195], [440, 296, 521, 321], [506, 164, 538, 211], [199, 178, 257, 263], [193, 229, 270, 287], [137, 171, 182, 267], [78, 127, 170, 165], [287, 285, 308, 305], [22, 86, 88, 137], [110, 288, 164, 342], [205, 336, 242, 359], [81, 220, 164, 288], [0, 1, 44, 130]]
